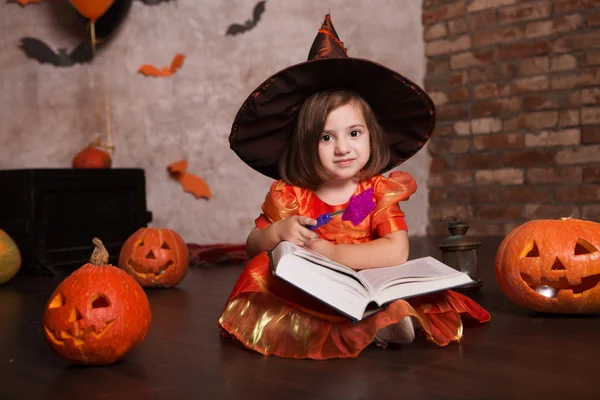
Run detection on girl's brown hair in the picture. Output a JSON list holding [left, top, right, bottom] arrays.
[[279, 89, 390, 189]]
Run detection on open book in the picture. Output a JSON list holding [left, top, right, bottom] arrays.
[[268, 241, 474, 321]]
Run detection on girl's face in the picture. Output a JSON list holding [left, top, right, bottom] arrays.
[[318, 102, 370, 182]]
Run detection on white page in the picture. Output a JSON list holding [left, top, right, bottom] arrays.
[[374, 273, 473, 305], [275, 256, 368, 320], [358, 257, 464, 293], [278, 242, 373, 295]]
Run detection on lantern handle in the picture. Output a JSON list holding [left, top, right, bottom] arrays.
[[440, 216, 460, 226]]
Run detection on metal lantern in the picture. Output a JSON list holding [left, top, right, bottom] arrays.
[[438, 217, 483, 291]]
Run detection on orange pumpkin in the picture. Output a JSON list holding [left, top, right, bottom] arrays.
[[72, 143, 112, 169], [43, 238, 151, 365], [495, 218, 600, 314], [118, 227, 189, 288], [0, 230, 21, 285]]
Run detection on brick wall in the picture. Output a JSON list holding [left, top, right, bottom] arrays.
[[423, 0, 600, 236]]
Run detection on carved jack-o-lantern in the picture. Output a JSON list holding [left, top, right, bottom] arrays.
[[495, 218, 600, 314], [43, 238, 152, 365], [118, 227, 189, 287]]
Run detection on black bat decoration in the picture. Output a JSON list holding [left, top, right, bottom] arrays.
[[226, 1, 266, 36], [20, 37, 93, 67]]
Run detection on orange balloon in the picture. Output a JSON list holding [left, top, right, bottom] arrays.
[[69, 0, 115, 22]]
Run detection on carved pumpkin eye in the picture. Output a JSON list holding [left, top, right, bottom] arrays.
[[161, 241, 171, 250], [522, 241, 540, 258], [90, 293, 111, 309], [137, 240, 145, 247], [575, 239, 598, 255], [49, 293, 65, 309]]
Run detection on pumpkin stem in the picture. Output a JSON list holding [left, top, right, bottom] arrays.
[[90, 238, 109, 266]]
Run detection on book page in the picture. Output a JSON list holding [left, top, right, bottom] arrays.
[[272, 252, 370, 320], [358, 256, 465, 293], [373, 273, 473, 306], [293, 245, 357, 274], [275, 242, 373, 295]]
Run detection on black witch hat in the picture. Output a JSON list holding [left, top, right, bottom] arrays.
[[230, 14, 436, 180]]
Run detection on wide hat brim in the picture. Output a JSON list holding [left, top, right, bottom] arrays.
[[229, 18, 436, 180]]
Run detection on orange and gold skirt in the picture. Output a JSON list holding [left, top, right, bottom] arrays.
[[219, 252, 491, 359]]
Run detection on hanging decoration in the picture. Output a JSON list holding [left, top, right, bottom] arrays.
[[167, 160, 212, 199], [225, 1, 266, 36], [74, 0, 133, 47], [138, 53, 186, 77], [72, 139, 112, 168], [17, 1, 130, 67], [69, 0, 117, 163], [68, 0, 115, 21]]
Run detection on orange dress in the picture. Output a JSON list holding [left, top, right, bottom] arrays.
[[218, 172, 491, 359]]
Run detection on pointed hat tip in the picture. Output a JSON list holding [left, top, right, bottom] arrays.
[[306, 13, 347, 60]]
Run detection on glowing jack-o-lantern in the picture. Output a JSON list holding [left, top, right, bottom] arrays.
[[495, 218, 600, 314], [43, 238, 151, 365], [118, 227, 189, 288]]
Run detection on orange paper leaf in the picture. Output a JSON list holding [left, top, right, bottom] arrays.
[[12, 0, 41, 5], [138, 54, 186, 78], [168, 160, 211, 199]]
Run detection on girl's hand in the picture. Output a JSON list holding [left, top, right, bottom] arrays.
[[274, 216, 319, 247], [305, 238, 336, 260]]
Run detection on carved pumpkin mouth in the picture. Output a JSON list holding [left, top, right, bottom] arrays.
[[521, 273, 600, 298], [45, 292, 115, 346], [44, 319, 116, 346], [127, 258, 173, 278]]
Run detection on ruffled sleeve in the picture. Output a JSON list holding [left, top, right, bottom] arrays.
[[254, 180, 300, 229], [371, 171, 417, 237]]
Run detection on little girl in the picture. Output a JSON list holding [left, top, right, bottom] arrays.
[[220, 15, 490, 359]]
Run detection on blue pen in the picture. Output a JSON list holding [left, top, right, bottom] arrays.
[[307, 209, 345, 231]]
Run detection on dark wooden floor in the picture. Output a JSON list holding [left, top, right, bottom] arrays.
[[1, 236, 599, 400]]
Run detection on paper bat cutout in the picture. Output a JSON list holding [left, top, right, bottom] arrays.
[[226, 1, 266, 36], [138, 53, 185, 77], [20, 37, 94, 67], [168, 160, 212, 200]]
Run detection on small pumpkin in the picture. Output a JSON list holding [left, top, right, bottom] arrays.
[[0, 230, 21, 285], [72, 141, 112, 169], [118, 227, 189, 288], [43, 238, 151, 365], [495, 218, 600, 314]]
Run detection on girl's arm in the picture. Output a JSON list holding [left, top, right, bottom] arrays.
[[305, 230, 409, 270], [246, 216, 318, 259]]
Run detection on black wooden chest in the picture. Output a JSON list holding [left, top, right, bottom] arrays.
[[0, 169, 152, 276]]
